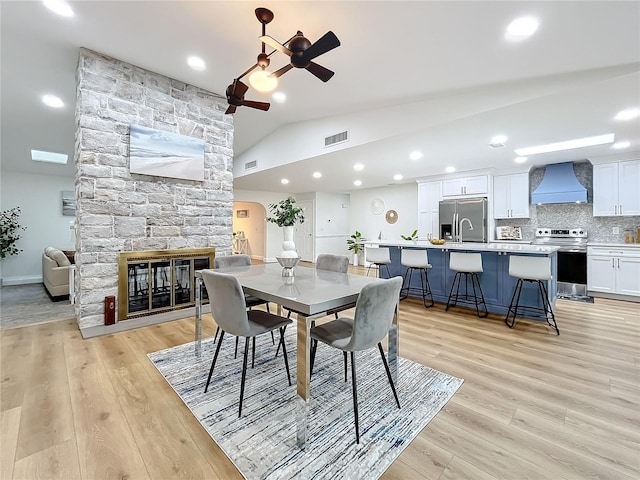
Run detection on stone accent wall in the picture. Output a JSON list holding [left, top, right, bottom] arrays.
[[74, 48, 233, 330]]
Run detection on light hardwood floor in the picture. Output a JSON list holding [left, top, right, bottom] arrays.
[[1, 266, 639, 479]]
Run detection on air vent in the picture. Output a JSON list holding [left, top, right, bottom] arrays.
[[488, 142, 505, 149], [324, 130, 349, 147], [244, 160, 258, 170]]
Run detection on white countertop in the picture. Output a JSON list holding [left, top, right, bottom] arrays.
[[363, 240, 560, 254], [587, 242, 640, 248]]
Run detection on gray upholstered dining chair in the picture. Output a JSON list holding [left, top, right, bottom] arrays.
[[213, 254, 274, 353], [316, 253, 350, 274], [214, 255, 271, 313], [310, 276, 403, 444], [201, 269, 292, 417], [277, 253, 351, 358]]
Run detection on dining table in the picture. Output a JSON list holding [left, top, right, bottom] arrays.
[[194, 263, 400, 449]]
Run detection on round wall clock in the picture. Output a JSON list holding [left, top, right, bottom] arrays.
[[370, 197, 385, 215], [385, 209, 398, 224]]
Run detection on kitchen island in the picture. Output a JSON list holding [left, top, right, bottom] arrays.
[[365, 241, 560, 315]]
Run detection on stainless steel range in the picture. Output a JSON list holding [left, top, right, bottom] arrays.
[[533, 227, 588, 298]]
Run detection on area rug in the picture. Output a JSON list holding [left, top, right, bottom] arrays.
[[148, 331, 463, 480]]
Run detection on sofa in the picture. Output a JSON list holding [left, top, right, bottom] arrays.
[[42, 247, 72, 299]]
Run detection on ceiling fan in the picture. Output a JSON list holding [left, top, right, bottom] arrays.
[[260, 30, 341, 82], [224, 79, 270, 115], [224, 7, 339, 114]]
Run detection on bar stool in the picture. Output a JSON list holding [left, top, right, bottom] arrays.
[[365, 247, 391, 278], [505, 256, 559, 335], [400, 249, 434, 307], [445, 252, 487, 318]]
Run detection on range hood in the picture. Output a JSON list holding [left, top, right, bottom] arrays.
[[531, 162, 587, 205]]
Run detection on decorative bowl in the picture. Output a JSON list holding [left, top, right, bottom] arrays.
[[276, 256, 301, 276], [429, 238, 446, 245], [276, 256, 301, 268]]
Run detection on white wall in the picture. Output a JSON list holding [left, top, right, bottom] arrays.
[[349, 183, 418, 242], [315, 192, 351, 258], [1, 171, 74, 284]]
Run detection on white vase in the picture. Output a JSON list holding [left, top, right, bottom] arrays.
[[352, 253, 359, 266], [280, 226, 297, 258]]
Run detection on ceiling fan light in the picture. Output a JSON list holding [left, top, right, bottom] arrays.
[[249, 70, 278, 93]]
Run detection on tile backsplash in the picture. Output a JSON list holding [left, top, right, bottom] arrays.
[[496, 162, 640, 243]]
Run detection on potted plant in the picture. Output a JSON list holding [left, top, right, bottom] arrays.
[[266, 197, 305, 257], [347, 231, 363, 266], [401, 229, 418, 244]]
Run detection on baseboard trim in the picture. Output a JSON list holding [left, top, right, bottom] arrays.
[[588, 291, 640, 303], [80, 303, 211, 339], [1, 275, 43, 286]]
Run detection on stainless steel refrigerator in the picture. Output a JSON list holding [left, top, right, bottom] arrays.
[[438, 197, 488, 243]]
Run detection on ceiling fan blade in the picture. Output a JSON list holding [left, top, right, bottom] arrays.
[[270, 64, 293, 79], [302, 31, 340, 62], [225, 105, 237, 115], [306, 62, 335, 82], [241, 100, 271, 111], [259, 35, 292, 56], [232, 79, 249, 98]]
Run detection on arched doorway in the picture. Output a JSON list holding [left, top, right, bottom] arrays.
[[232, 201, 266, 260]]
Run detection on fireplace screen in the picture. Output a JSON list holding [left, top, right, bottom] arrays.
[[118, 248, 215, 321]]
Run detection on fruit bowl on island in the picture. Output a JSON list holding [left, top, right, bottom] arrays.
[[429, 238, 446, 245]]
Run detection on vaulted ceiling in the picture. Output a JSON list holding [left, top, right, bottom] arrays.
[[1, 1, 639, 193]]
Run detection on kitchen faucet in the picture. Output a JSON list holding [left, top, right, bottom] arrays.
[[458, 217, 474, 243]]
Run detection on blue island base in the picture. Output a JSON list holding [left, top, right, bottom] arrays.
[[377, 245, 558, 318]]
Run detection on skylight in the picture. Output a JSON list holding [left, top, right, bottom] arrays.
[[31, 149, 68, 164]]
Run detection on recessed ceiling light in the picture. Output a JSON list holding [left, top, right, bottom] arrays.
[[489, 134, 507, 148], [612, 141, 631, 150], [42, 0, 74, 17], [506, 16, 539, 39], [353, 163, 364, 171], [31, 149, 68, 164], [187, 56, 206, 71], [272, 91, 286, 103], [445, 166, 455, 173], [312, 171, 322, 179], [614, 107, 639, 121], [42, 94, 64, 108], [409, 151, 423, 160], [515, 133, 614, 156], [393, 174, 403, 181], [281, 178, 289, 184], [514, 156, 528, 163], [353, 180, 362, 186]]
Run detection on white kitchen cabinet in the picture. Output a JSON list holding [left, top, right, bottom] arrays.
[[442, 175, 488, 197], [587, 246, 640, 297], [418, 181, 442, 238], [493, 173, 530, 219], [593, 160, 640, 216]]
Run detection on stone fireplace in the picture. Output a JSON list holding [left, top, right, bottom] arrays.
[[74, 49, 233, 337]]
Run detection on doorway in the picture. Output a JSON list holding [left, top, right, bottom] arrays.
[[232, 201, 266, 260], [295, 200, 314, 262]]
